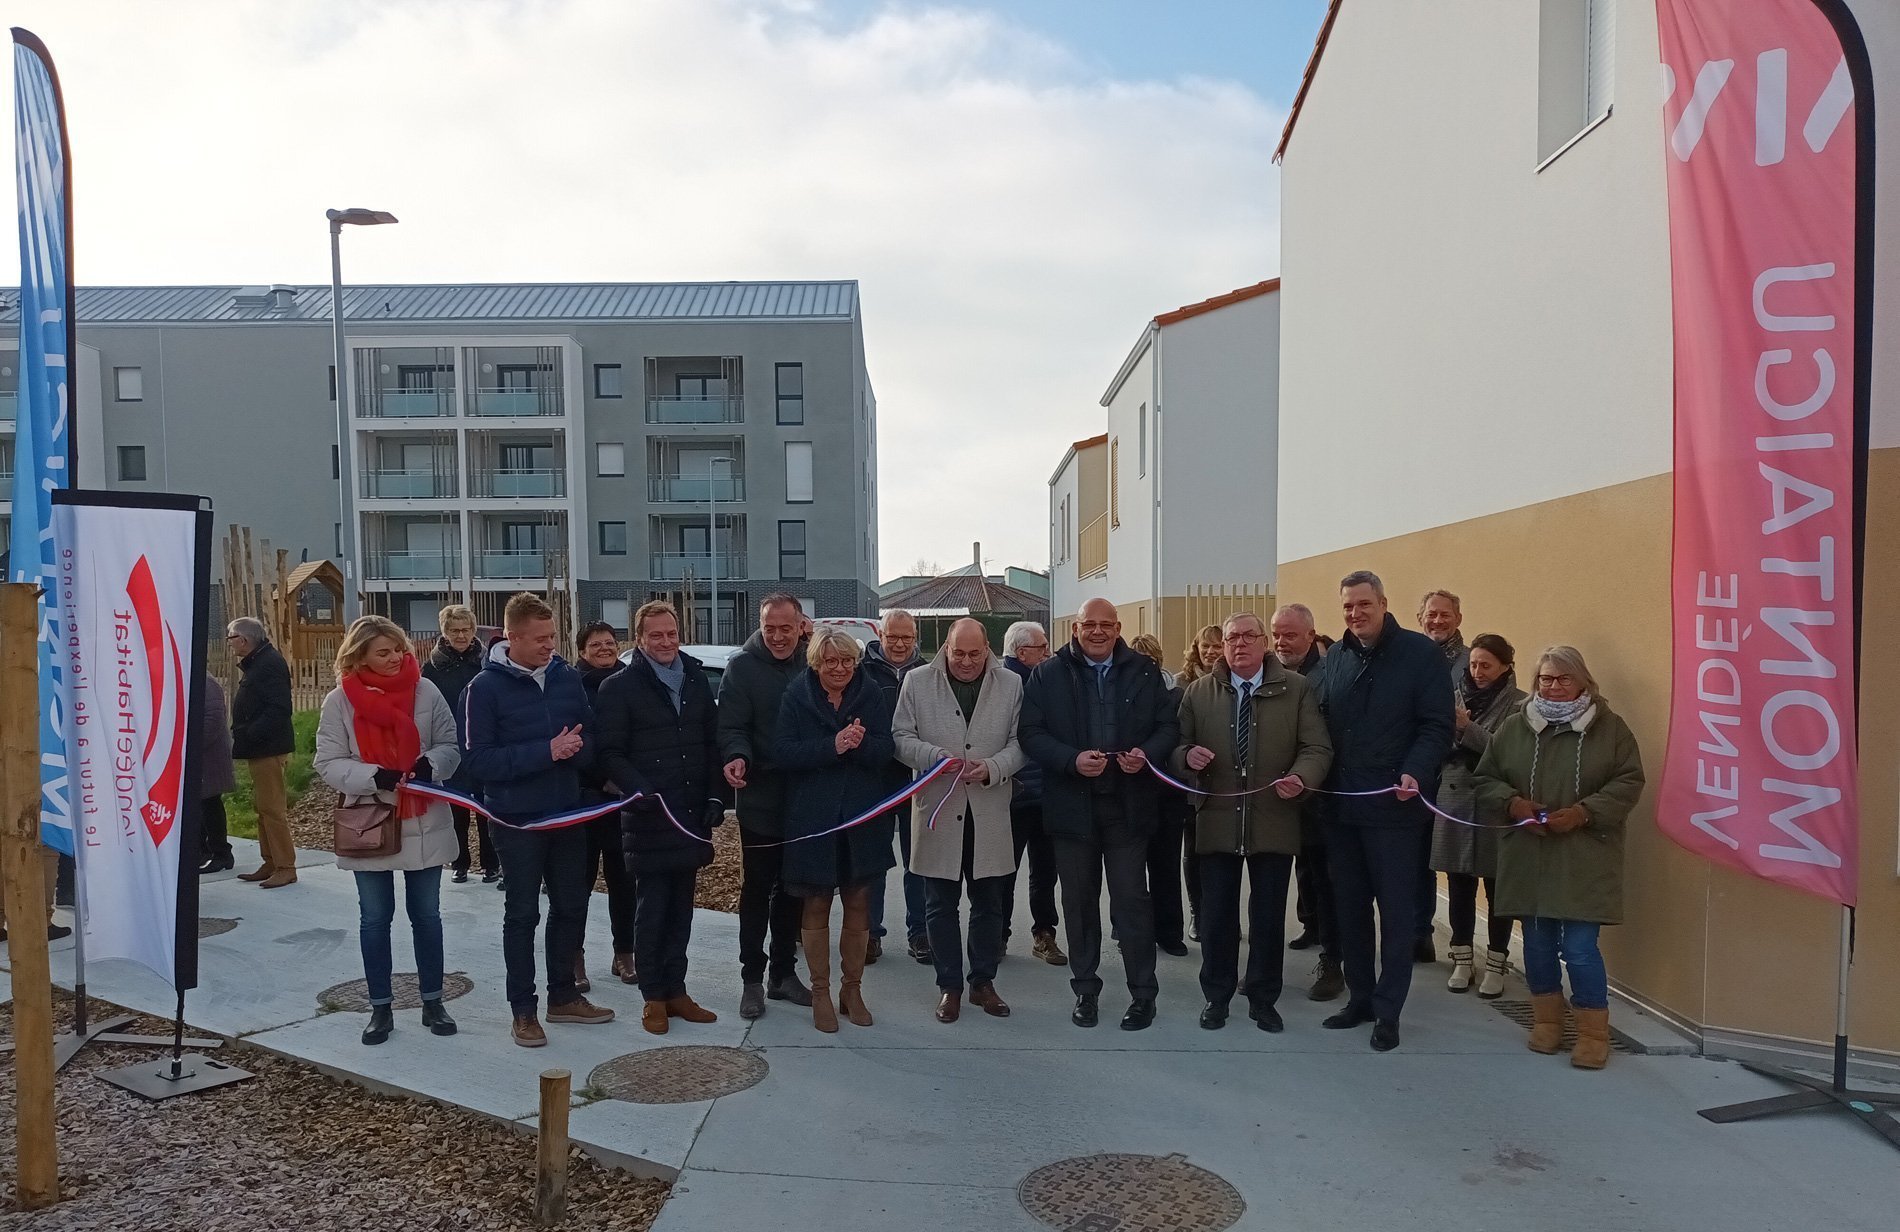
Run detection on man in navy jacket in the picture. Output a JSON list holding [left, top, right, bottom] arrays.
[[1309, 571, 1455, 1053], [462, 592, 615, 1046]]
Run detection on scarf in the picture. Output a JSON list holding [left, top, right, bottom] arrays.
[[644, 650, 686, 713], [341, 654, 428, 820], [1529, 692, 1592, 727], [1461, 669, 1512, 718]]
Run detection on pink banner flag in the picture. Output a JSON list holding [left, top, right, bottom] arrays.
[[1655, 0, 1869, 905]]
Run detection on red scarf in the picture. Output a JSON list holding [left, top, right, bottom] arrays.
[[341, 654, 428, 821]]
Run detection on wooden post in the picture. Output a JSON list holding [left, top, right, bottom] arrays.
[[0, 582, 58, 1209], [534, 1068, 571, 1226]]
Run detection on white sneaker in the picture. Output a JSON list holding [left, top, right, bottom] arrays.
[[1477, 948, 1509, 999], [1446, 944, 1475, 993]]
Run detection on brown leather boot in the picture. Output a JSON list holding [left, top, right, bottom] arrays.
[[612, 952, 637, 983], [667, 994, 719, 1024], [1571, 1006, 1611, 1069], [839, 928, 874, 1027], [1528, 991, 1568, 1054], [803, 927, 838, 1033], [572, 950, 591, 994], [641, 1001, 669, 1035]]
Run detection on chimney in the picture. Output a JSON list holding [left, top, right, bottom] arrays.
[[268, 284, 298, 312], [972, 541, 982, 570]]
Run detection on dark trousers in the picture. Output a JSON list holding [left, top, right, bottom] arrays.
[[869, 822, 928, 940], [582, 813, 638, 954], [1183, 845, 1202, 931], [1006, 803, 1059, 935], [1146, 805, 1190, 947], [1294, 843, 1341, 960], [201, 795, 233, 861], [1414, 825, 1438, 939], [451, 805, 499, 876], [488, 820, 591, 1016], [1197, 851, 1293, 1007], [924, 819, 1009, 990], [1053, 824, 1158, 1000], [738, 825, 802, 984], [1447, 873, 1515, 951], [1329, 824, 1423, 1022], [634, 868, 697, 1002]]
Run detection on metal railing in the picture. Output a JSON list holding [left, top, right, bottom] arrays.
[[476, 550, 554, 579], [1078, 513, 1109, 579], [365, 550, 460, 581], [0, 392, 16, 422], [645, 395, 743, 424], [470, 468, 566, 499], [361, 468, 457, 499], [472, 387, 563, 417], [651, 551, 746, 581], [648, 475, 744, 503], [364, 389, 456, 418]]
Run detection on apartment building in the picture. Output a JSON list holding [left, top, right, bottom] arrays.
[[1, 281, 880, 639], [1047, 280, 1280, 646]]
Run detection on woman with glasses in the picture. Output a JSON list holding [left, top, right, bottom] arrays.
[[1473, 645, 1645, 1069]]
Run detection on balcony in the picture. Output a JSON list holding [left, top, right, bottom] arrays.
[[471, 346, 564, 417], [645, 394, 743, 425], [476, 550, 557, 579], [651, 551, 747, 581], [1078, 512, 1108, 579], [365, 550, 460, 581], [648, 474, 744, 503], [0, 392, 15, 422], [471, 468, 566, 499], [355, 347, 457, 418], [361, 468, 457, 499], [472, 388, 562, 417]]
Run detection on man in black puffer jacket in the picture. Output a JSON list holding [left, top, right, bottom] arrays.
[[716, 593, 814, 1019], [595, 600, 726, 1035], [1309, 571, 1455, 1054], [1020, 598, 1179, 1032]]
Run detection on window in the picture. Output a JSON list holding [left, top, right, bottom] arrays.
[[601, 598, 631, 633], [331, 444, 340, 480], [596, 442, 625, 477], [594, 364, 623, 399], [117, 445, 147, 482], [797, 597, 819, 622], [1137, 404, 1147, 477], [1109, 437, 1120, 528], [328, 364, 337, 401], [676, 374, 726, 397], [775, 363, 804, 425], [785, 441, 814, 503], [335, 522, 343, 556], [398, 364, 451, 392], [114, 366, 143, 402], [1537, 0, 1616, 165], [598, 521, 628, 556], [779, 520, 807, 579]]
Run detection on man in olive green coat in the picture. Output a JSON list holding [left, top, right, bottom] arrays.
[[1173, 612, 1332, 1032]]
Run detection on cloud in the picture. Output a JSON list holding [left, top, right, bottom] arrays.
[[13, 0, 1281, 575]]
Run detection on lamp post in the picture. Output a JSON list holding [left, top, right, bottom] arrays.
[[707, 455, 734, 643], [327, 207, 399, 622]]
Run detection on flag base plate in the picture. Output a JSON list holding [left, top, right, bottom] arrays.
[[1699, 1062, 1900, 1151], [99, 1056, 255, 1101]]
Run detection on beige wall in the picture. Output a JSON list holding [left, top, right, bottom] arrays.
[[1277, 451, 1900, 1057]]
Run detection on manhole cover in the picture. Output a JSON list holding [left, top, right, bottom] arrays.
[[1019, 1153, 1244, 1232], [317, 972, 474, 1013], [1492, 1000, 1637, 1054], [198, 917, 239, 938], [588, 1046, 767, 1104]]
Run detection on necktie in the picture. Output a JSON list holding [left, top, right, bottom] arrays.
[[1236, 680, 1254, 773], [1094, 662, 1110, 697]]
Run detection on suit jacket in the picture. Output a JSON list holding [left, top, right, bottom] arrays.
[[893, 653, 1026, 880]]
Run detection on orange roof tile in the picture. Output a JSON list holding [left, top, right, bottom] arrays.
[[1273, 0, 1343, 164], [1154, 278, 1281, 327]]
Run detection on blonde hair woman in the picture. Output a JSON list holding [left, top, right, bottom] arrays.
[[1179, 624, 1224, 685], [314, 615, 463, 1046]]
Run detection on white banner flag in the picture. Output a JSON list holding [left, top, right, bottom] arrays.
[[52, 494, 207, 987]]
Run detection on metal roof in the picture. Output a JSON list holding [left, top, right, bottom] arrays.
[[878, 570, 1050, 618], [0, 281, 859, 325]]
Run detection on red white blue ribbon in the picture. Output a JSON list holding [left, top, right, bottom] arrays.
[[741, 757, 959, 848], [1147, 763, 1537, 829]]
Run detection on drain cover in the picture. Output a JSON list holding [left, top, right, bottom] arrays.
[[1019, 1153, 1244, 1232], [198, 917, 239, 938], [588, 1046, 767, 1104], [317, 972, 474, 1013], [1491, 1000, 1637, 1054]]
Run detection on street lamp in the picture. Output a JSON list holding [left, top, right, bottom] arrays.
[[707, 456, 734, 643], [327, 207, 399, 622]]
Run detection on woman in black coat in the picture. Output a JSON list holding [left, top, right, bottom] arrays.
[[594, 603, 725, 1035], [773, 629, 897, 1034]]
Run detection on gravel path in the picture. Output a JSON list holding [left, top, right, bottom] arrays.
[[0, 993, 668, 1231]]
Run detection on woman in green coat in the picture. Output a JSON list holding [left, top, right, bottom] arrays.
[[1473, 645, 1644, 1070]]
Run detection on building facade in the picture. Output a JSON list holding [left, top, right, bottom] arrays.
[[1047, 281, 1280, 647], [1276, 0, 1900, 1067], [1, 282, 880, 640]]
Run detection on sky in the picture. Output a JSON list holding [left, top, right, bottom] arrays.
[[9, 0, 1329, 578]]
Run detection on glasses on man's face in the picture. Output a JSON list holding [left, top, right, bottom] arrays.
[[1537, 674, 1576, 688], [1023, 643, 1049, 652], [1078, 622, 1116, 634], [1223, 632, 1262, 645]]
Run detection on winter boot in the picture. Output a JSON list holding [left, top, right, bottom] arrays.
[[803, 927, 838, 1033], [1477, 948, 1510, 999], [1528, 991, 1568, 1054], [1571, 1006, 1612, 1069], [1446, 944, 1475, 993], [839, 928, 874, 1026]]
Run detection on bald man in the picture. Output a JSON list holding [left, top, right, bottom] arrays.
[[1020, 598, 1180, 1031]]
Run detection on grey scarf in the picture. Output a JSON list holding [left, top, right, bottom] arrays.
[[645, 651, 686, 713], [1529, 693, 1591, 726]]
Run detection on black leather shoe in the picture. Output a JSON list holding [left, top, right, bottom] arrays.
[[1157, 939, 1190, 957], [1288, 928, 1318, 951], [1323, 1003, 1375, 1030], [1371, 1019, 1402, 1051], [451, 868, 469, 884], [197, 853, 234, 875], [1119, 998, 1156, 1031], [362, 1005, 394, 1046], [481, 869, 501, 884], [421, 998, 458, 1036], [1072, 993, 1099, 1028], [1199, 1001, 1228, 1030], [907, 934, 933, 964], [1251, 1002, 1285, 1033]]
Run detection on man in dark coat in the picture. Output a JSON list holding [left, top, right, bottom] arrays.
[[227, 617, 297, 887], [860, 609, 929, 963], [422, 605, 496, 883], [1002, 621, 1063, 965], [1020, 598, 1179, 1032], [595, 600, 725, 1034], [1311, 571, 1456, 1052], [1273, 603, 1344, 1001], [462, 592, 614, 1046], [717, 593, 814, 1019]]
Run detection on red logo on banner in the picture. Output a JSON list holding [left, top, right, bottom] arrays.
[[126, 555, 187, 849], [1655, 0, 1863, 904]]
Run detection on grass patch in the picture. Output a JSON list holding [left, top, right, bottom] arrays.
[[226, 709, 320, 840]]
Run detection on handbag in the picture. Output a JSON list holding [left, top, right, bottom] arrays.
[[333, 794, 401, 859]]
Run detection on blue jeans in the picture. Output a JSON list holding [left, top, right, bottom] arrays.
[[353, 868, 444, 1008], [868, 820, 927, 940], [1522, 917, 1607, 1010]]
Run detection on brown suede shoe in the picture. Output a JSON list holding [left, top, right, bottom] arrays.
[[667, 995, 718, 1024], [969, 982, 1011, 1018], [259, 870, 297, 889], [935, 990, 961, 1023], [612, 952, 637, 984], [546, 996, 614, 1025], [641, 1001, 670, 1035], [512, 1015, 547, 1048], [237, 865, 275, 883], [1031, 929, 1067, 966]]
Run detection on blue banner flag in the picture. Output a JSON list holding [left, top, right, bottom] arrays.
[[11, 30, 75, 853]]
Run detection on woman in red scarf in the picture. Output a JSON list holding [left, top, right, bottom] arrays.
[[315, 616, 464, 1046]]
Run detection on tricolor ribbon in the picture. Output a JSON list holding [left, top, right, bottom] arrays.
[[1147, 763, 1538, 830], [743, 757, 960, 848]]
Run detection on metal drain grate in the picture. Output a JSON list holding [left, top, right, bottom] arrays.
[[198, 917, 239, 938], [588, 1046, 767, 1105], [1019, 1153, 1245, 1232], [317, 971, 474, 1013], [1491, 999, 1638, 1054]]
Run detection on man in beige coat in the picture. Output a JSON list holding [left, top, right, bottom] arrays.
[[893, 619, 1026, 1022]]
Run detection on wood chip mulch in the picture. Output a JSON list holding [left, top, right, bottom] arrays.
[[0, 991, 669, 1232]]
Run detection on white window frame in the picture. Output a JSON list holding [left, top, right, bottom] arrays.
[[785, 441, 814, 504], [596, 442, 625, 477]]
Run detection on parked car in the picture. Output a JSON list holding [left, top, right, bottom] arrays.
[[620, 643, 740, 691], [813, 617, 880, 647]]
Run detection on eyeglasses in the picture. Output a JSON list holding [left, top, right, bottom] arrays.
[[1223, 632, 1262, 645], [1536, 674, 1576, 688], [1077, 622, 1117, 634]]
